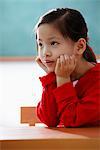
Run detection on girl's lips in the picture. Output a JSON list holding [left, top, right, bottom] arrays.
[[44, 60, 55, 65]]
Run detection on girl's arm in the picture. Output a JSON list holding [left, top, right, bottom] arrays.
[[36, 55, 100, 127], [37, 73, 100, 127], [54, 55, 100, 127], [37, 72, 59, 127], [53, 79, 100, 127], [36, 56, 59, 127]]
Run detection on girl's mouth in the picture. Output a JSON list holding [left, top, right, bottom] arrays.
[[44, 60, 55, 66]]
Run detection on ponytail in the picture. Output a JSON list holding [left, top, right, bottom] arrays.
[[83, 44, 97, 63]]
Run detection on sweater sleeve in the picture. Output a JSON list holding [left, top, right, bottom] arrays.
[[37, 72, 59, 127], [37, 64, 100, 127], [53, 81, 100, 127]]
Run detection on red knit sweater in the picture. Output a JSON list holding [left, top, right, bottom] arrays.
[[37, 63, 100, 127]]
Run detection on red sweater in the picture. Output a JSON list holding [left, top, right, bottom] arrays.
[[37, 63, 100, 127]]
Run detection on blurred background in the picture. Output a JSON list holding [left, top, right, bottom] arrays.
[[0, 0, 100, 127], [0, 0, 100, 57]]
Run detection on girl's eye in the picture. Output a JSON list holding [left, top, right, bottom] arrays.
[[51, 41, 59, 46], [38, 43, 43, 47]]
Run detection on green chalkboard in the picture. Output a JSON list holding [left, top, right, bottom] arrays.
[[0, 0, 100, 56]]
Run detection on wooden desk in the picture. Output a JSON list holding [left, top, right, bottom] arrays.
[[0, 125, 100, 150]]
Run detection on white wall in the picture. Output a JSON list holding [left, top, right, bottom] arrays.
[[0, 61, 45, 127], [0, 60, 99, 127]]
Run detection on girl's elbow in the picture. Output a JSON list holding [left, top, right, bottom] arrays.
[[43, 119, 58, 127]]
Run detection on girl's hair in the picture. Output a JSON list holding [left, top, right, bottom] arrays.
[[35, 8, 97, 63]]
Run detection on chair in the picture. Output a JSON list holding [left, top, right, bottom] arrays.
[[20, 106, 41, 126]]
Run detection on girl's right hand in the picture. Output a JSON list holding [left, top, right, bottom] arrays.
[[35, 56, 49, 73]]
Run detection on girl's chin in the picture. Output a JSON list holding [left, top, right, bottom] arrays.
[[47, 67, 55, 73]]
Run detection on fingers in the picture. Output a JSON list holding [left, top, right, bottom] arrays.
[[56, 54, 76, 66], [63, 54, 76, 66], [35, 56, 43, 67], [55, 54, 76, 77], [69, 55, 76, 66], [35, 56, 48, 73], [55, 57, 60, 73], [35, 56, 41, 64], [58, 55, 70, 66]]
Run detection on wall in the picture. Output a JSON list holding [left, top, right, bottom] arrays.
[[0, 0, 100, 57]]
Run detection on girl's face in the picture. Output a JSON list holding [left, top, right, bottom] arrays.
[[36, 24, 76, 72]]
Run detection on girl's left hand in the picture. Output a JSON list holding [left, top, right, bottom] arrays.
[[55, 54, 76, 78]]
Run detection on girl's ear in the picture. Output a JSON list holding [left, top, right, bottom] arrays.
[[74, 38, 86, 55]]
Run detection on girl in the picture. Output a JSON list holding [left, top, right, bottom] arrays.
[[35, 8, 100, 127]]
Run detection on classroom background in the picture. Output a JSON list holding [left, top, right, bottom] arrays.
[[0, 0, 100, 127], [0, 0, 100, 57]]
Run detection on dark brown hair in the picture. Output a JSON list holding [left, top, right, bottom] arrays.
[[35, 8, 97, 63]]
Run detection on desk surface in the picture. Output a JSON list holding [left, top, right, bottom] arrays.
[[0, 125, 100, 150], [0, 125, 100, 140]]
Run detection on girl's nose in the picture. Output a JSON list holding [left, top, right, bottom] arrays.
[[43, 47, 52, 57]]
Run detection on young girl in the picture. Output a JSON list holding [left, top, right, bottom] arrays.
[[35, 8, 100, 127]]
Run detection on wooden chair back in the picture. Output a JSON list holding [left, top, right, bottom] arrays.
[[20, 106, 41, 126]]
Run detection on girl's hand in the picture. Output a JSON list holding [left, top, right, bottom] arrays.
[[55, 54, 76, 78], [55, 54, 76, 87], [35, 56, 49, 73]]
